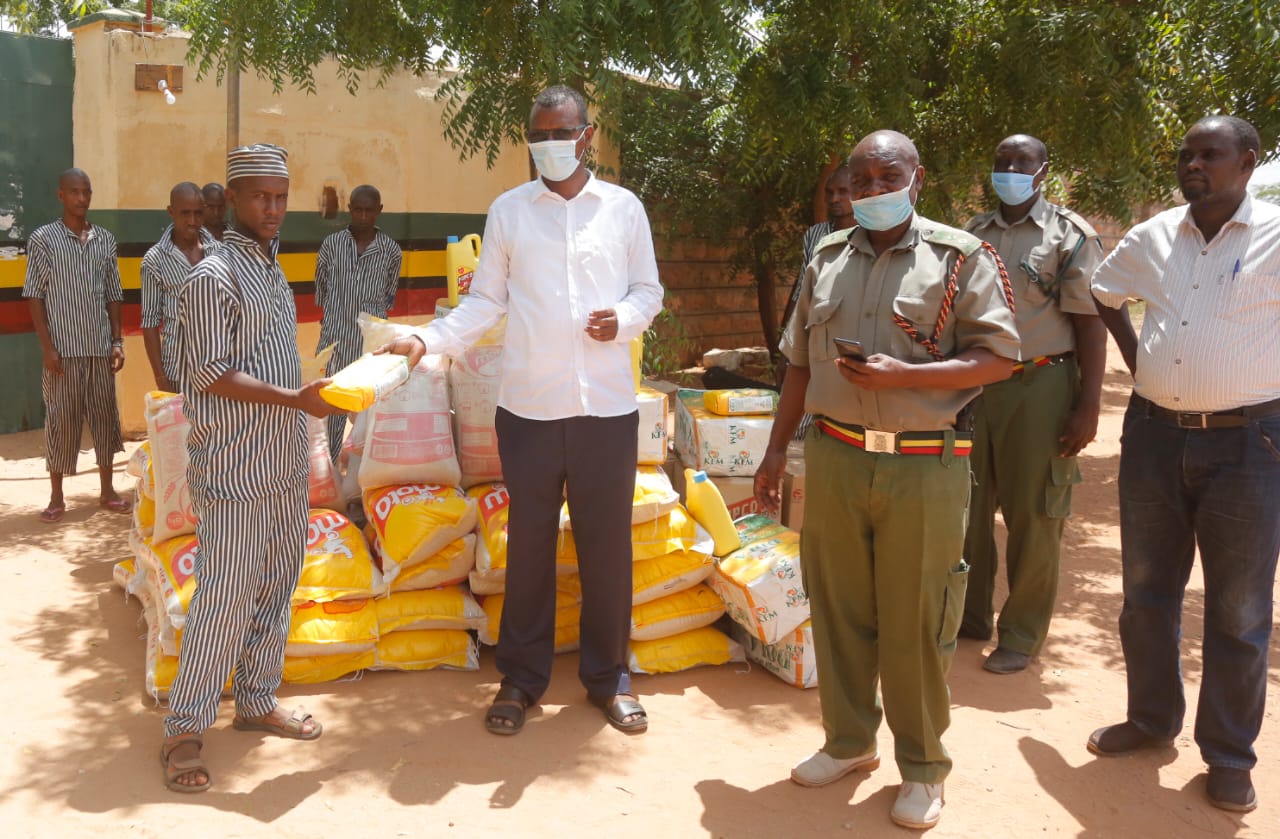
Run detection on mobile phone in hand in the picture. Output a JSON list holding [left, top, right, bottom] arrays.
[[834, 338, 867, 362]]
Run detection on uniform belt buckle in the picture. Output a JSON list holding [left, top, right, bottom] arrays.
[[1176, 412, 1209, 429], [864, 428, 897, 453]]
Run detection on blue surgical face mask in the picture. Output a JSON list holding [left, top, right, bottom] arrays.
[[528, 128, 587, 182], [990, 163, 1045, 206], [851, 170, 918, 231]]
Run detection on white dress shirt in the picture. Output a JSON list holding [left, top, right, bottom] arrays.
[[1092, 196, 1280, 411], [417, 172, 665, 420]]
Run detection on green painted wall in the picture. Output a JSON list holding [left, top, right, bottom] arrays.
[[0, 31, 74, 433]]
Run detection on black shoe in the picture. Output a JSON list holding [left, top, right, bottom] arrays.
[[1086, 721, 1175, 756], [1206, 767, 1257, 812], [983, 647, 1030, 674]]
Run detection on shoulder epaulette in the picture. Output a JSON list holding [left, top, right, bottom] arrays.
[[1053, 206, 1100, 240], [814, 228, 853, 253], [963, 212, 995, 234], [922, 225, 982, 258]]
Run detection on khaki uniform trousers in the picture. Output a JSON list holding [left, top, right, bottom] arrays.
[[961, 359, 1080, 654], [802, 425, 970, 784]]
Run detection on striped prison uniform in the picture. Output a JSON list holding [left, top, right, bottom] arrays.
[[315, 227, 402, 459], [21, 220, 124, 473], [140, 224, 220, 390], [165, 229, 309, 736]]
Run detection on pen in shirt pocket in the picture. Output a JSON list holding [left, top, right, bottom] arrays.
[[1232, 259, 1241, 281]]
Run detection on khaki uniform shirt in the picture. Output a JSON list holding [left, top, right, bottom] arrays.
[[781, 214, 1020, 432], [966, 195, 1101, 358]]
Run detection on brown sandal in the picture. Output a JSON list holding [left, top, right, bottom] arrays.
[[232, 707, 323, 740], [485, 684, 534, 735], [161, 733, 210, 793]]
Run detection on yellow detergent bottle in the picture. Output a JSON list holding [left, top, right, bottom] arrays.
[[630, 334, 644, 392], [445, 233, 482, 306], [684, 468, 742, 557]]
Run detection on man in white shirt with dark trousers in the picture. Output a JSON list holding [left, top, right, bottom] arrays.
[[382, 85, 664, 736], [1088, 115, 1280, 814]]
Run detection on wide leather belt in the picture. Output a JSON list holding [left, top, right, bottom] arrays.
[[1011, 351, 1074, 374], [1137, 394, 1280, 429], [816, 417, 972, 455]]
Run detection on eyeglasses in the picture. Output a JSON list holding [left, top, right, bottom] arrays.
[[525, 125, 588, 143]]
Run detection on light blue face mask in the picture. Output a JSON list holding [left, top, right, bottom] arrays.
[[851, 170, 918, 231], [990, 163, 1045, 206]]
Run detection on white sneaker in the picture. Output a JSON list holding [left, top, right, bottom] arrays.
[[890, 782, 945, 829], [789, 748, 880, 787]]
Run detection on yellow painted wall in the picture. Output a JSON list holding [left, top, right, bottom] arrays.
[[71, 26, 534, 213]]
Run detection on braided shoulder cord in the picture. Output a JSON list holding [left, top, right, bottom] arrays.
[[892, 242, 1017, 361]]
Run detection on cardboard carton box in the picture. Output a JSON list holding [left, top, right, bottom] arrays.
[[636, 385, 669, 465], [674, 388, 773, 477], [782, 440, 806, 531]]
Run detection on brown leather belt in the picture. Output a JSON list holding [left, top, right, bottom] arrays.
[[1137, 394, 1280, 429]]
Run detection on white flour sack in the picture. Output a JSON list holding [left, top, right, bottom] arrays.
[[450, 343, 504, 487], [145, 392, 196, 543], [358, 353, 461, 489]]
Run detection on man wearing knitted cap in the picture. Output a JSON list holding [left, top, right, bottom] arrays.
[[161, 144, 343, 793]]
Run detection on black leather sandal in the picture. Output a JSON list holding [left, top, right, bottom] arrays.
[[485, 683, 534, 735]]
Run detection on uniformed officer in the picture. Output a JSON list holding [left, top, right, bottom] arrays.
[[960, 134, 1107, 674], [161, 144, 343, 794], [756, 130, 1020, 830], [314, 184, 402, 459]]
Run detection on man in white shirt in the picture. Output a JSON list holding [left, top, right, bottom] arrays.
[[382, 86, 664, 736], [1088, 115, 1280, 813]]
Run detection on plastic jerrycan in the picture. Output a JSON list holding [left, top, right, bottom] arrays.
[[684, 468, 742, 557], [445, 233, 482, 306], [630, 334, 644, 392]]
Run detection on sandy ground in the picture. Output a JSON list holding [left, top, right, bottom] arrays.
[[0, 345, 1277, 838]]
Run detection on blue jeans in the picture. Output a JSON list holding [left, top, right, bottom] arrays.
[[1117, 395, 1280, 770]]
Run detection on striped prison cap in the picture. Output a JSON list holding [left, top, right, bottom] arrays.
[[227, 143, 289, 183]]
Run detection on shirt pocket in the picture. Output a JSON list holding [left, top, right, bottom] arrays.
[[1019, 244, 1059, 300], [805, 297, 843, 362], [1217, 272, 1280, 325], [891, 294, 944, 362]]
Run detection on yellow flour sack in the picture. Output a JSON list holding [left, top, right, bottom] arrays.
[[480, 591, 581, 653], [630, 584, 725, 641], [373, 630, 479, 671], [137, 531, 200, 631], [283, 650, 374, 684], [557, 505, 712, 567], [363, 483, 478, 578], [708, 515, 809, 645], [112, 558, 142, 596], [319, 352, 411, 413], [133, 485, 156, 538], [374, 586, 486, 633], [469, 482, 510, 594], [127, 441, 154, 497], [286, 598, 379, 657], [296, 509, 385, 602], [560, 465, 679, 530], [145, 391, 197, 543], [385, 534, 476, 592], [628, 626, 744, 674], [632, 550, 715, 606]]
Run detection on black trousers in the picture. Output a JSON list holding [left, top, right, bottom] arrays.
[[495, 406, 639, 700]]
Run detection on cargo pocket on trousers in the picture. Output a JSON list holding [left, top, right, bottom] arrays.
[[938, 561, 970, 648], [1045, 456, 1082, 519]]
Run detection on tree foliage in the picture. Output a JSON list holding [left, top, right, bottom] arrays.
[[10, 1, 1279, 352], [0, 1, 180, 33]]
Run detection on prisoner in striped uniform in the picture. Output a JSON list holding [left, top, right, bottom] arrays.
[[315, 184, 402, 458], [22, 167, 128, 523], [161, 144, 342, 795], [140, 182, 220, 392], [201, 182, 227, 241]]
